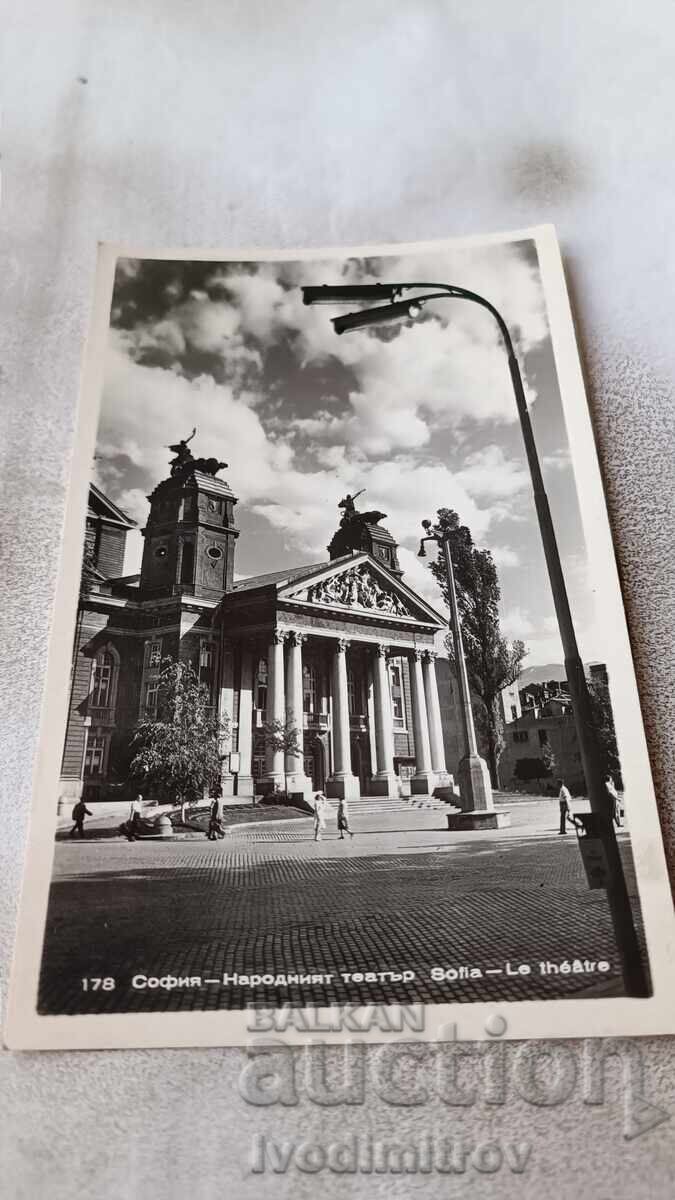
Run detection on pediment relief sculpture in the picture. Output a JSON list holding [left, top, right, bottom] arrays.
[[290, 564, 411, 617]]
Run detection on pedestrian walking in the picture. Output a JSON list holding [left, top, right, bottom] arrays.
[[126, 793, 144, 841], [313, 792, 327, 842], [337, 797, 354, 840], [69, 799, 92, 837], [207, 795, 225, 840], [605, 775, 623, 828], [558, 779, 573, 834]]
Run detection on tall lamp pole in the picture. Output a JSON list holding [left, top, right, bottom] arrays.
[[418, 521, 495, 819], [302, 281, 649, 997]]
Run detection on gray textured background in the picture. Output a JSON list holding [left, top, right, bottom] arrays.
[[1, 2, 674, 1196]]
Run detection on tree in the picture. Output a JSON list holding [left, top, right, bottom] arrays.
[[514, 757, 549, 783], [261, 718, 302, 797], [587, 673, 622, 786], [129, 657, 228, 823], [428, 508, 527, 788]]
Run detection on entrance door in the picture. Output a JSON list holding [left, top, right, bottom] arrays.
[[306, 741, 326, 791]]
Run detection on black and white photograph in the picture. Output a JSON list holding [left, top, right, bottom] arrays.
[[5, 227, 674, 1048]]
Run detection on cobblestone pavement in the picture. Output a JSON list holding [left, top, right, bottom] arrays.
[[37, 801, 648, 1014]]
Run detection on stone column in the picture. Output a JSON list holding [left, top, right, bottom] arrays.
[[236, 649, 254, 799], [371, 643, 398, 797], [284, 631, 313, 800], [264, 630, 286, 789], [326, 639, 359, 800], [422, 650, 452, 790], [218, 638, 236, 799], [410, 649, 436, 795]]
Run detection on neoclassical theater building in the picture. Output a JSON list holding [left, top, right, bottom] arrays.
[[60, 446, 466, 807]]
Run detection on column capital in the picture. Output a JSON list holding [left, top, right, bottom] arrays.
[[412, 648, 424, 662], [336, 638, 350, 654], [272, 629, 287, 645], [374, 642, 389, 659], [287, 630, 307, 647], [421, 649, 437, 663]]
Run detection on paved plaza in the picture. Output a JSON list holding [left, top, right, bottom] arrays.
[[38, 798, 647, 1014]]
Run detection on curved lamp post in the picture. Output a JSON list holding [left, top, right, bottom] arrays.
[[302, 280, 648, 997]]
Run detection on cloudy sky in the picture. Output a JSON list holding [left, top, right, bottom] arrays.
[[94, 239, 599, 667]]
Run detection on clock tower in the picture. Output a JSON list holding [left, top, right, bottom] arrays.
[[139, 441, 239, 600]]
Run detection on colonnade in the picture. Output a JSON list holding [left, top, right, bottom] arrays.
[[220, 630, 450, 800]]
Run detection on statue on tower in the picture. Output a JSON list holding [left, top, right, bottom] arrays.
[[337, 489, 387, 528], [166, 428, 228, 479], [167, 427, 197, 475], [329, 488, 400, 572]]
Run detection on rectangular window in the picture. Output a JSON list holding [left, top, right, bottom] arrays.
[[199, 640, 217, 694], [254, 658, 268, 714], [347, 669, 358, 715], [91, 663, 112, 708], [389, 662, 405, 730], [510, 705, 517, 721], [147, 640, 162, 669], [85, 734, 106, 775], [252, 755, 266, 780], [145, 680, 159, 714], [513, 730, 529, 744], [538, 728, 549, 746], [303, 664, 317, 714]]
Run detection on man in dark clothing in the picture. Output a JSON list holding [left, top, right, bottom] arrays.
[[70, 800, 92, 837], [207, 796, 225, 840]]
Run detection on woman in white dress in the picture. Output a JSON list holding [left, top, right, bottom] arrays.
[[313, 792, 327, 842]]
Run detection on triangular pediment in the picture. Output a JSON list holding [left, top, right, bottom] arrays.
[[89, 483, 136, 528], [278, 554, 446, 627]]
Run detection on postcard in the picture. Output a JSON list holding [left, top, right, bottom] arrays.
[[5, 226, 674, 1048]]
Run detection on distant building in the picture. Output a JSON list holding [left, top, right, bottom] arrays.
[[503, 666, 609, 794], [500, 700, 584, 793]]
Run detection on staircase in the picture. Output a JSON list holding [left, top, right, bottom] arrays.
[[323, 795, 460, 816]]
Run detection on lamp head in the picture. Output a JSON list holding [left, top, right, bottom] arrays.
[[332, 298, 424, 335], [302, 284, 402, 306], [421, 519, 432, 531]]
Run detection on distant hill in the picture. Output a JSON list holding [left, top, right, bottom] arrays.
[[518, 663, 566, 688]]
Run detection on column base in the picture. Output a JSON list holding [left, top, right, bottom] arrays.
[[285, 773, 315, 802], [228, 775, 254, 804], [326, 773, 360, 801], [411, 771, 437, 795], [220, 773, 236, 798], [447, 809, 511, 830], [368, 772, 399, 798], [457, 755, 494, 812]]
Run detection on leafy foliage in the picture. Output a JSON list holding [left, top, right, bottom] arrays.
[[587, 674, 622, 785], [129, 657, 228, 815], [428, 508, 527, 787]]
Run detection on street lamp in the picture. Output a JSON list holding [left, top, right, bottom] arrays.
[[418, 521, 499, 824], [302, 279, 649, 997]]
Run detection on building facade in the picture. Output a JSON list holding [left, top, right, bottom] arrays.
[[60, 450, 466, 807]]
